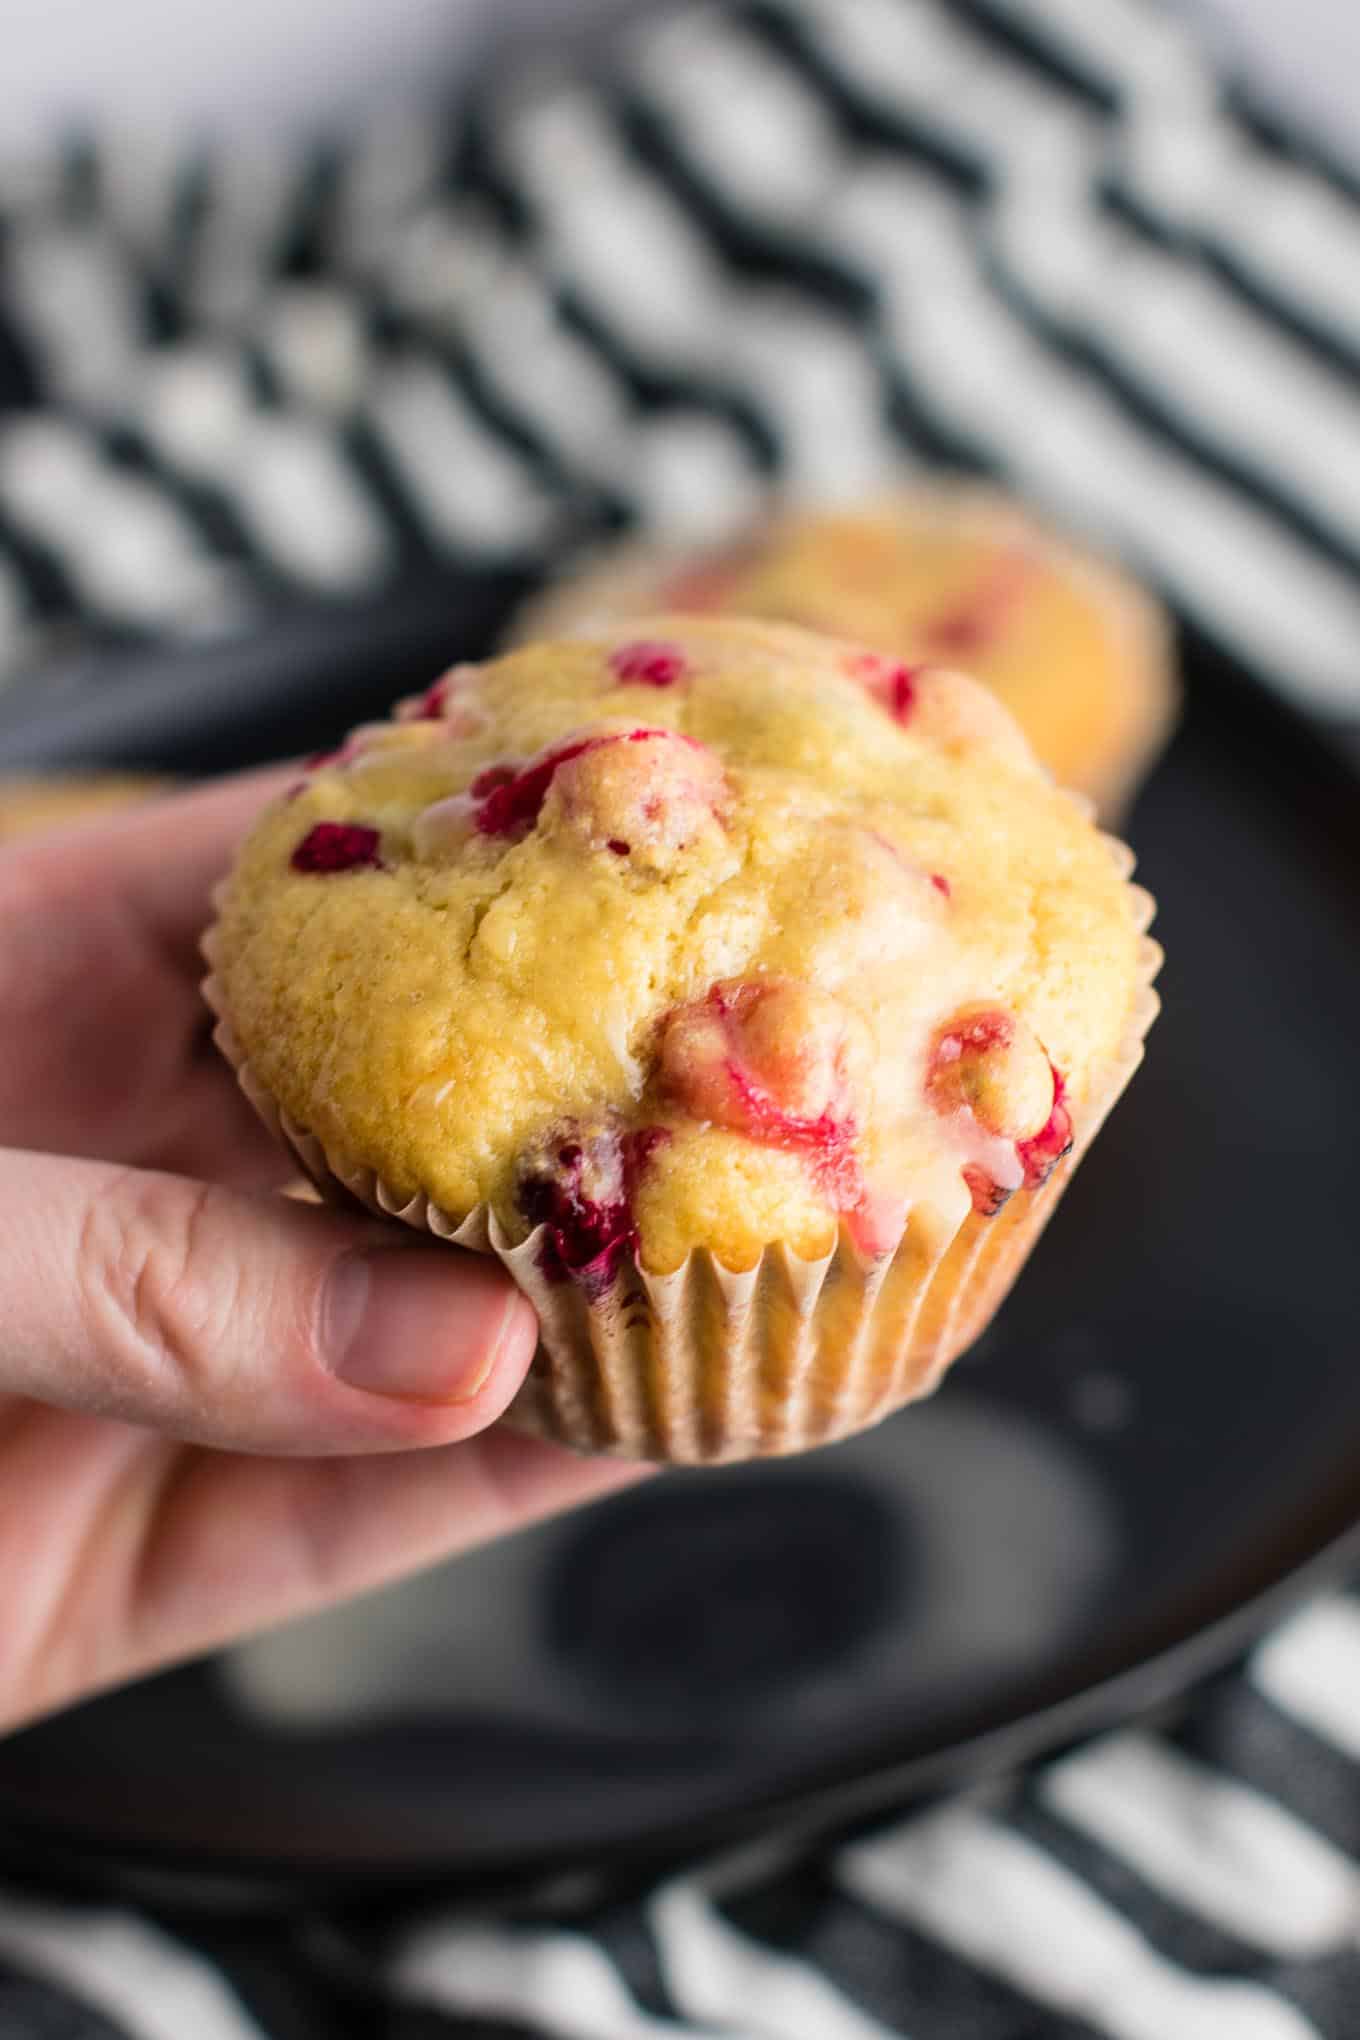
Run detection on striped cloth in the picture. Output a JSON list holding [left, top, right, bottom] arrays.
[[1, 0, 1360, 737], [2, 1593, 1360, 2037], [2, 2, 1359, 2034]]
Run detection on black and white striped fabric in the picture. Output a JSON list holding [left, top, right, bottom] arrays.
[[1, 0, 1360, 737], [2, 1, 1360, 2033], [2, 1591, 1360, 2038]]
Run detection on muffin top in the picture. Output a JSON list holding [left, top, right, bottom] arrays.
[[517, 489, 1174, 815], [213, 617, 1144, 1283]]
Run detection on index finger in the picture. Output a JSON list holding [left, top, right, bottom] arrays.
[[39, 763, 299, 962]]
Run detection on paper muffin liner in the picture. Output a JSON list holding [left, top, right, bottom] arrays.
[[507, 485, 1179, 824], [202, 844, 1160, 1466]]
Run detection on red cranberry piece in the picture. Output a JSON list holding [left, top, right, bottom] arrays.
[[927, 1005, 1069, 1216], [961, 1075, 1069, 1214], [927, 1007, 1055, 1138], [846, 651, 921, 725], [1017, 1067, 1073, 1189], [290, 734, 372, 794], [475, 728, 714, 849], [471, 763, 519, 799], [554, 729, 726, 865], [290, 822, 382, 874], [659, 978, 864, 1175], [659, 978, 894, 1239], [856, 664, 1038, 768], [515, 1118, 667, 1297], [929, 1011, 1027, 1142], [397, 666, 479, 723], [931, 873, 952, 897], [474, 739, 598, 838], [609, 639, 689, 688], [920, 546, 1035, 657], [962, 1164, 1012, 1218], [411, 675, 451, 719]]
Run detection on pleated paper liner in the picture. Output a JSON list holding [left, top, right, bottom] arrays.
[[203, 862, 1159, 1466]]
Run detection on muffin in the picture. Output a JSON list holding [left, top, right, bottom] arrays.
[[513, 486, 1177, 819], [204, 617, 1159, 1463], [0, 772, 168, 841]]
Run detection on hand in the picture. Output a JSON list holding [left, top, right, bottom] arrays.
[[0, 770, 639, 1735]]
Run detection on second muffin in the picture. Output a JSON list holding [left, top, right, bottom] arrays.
[[206, 617, 1158, 1462], [513, 486, 1177, 820], [0, 772, 168, 841]]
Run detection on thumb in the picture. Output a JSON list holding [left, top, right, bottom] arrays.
[[1, 1148, 541, 1454]]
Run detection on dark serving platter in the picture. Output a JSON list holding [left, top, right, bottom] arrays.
[[0, 578, 1357, 1907]]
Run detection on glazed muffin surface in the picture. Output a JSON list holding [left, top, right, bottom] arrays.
[[213, 617, 1143, 1282], [518, 489, 1176, 816]]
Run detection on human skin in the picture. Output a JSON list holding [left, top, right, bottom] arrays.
[[0, 769, 638, 1735]]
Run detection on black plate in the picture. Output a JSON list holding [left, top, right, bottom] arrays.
[[0, 590, 1357, 1906]]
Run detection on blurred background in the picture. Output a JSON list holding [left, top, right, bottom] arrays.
[[1, 0, 1359, 761]]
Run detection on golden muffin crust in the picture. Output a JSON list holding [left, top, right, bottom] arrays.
[[213, 617, 1143, 1282], [515, 487, 1176, 817]]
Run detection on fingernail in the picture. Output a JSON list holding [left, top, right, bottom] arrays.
[[324, 1248, 533, 1402]]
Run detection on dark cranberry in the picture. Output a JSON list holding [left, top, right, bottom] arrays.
[[412, 676, 451, 719], [516, 1119, 667, 1297], [609, 640, 689, 688], [474, 740, 597, 838], [963, 1164, 1012, 1218], [1017, 1066, 1074, 1189], [474, 729, 691, 841], [290, 822, 382, 873], [928, 1009, 1067, 1216], [890, 665, 917, 720], [846, 652, 921, 725]]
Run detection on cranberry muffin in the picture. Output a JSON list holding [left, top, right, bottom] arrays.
[[514, 486, 1177, 819], [205, 618, 1159, 1461]]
